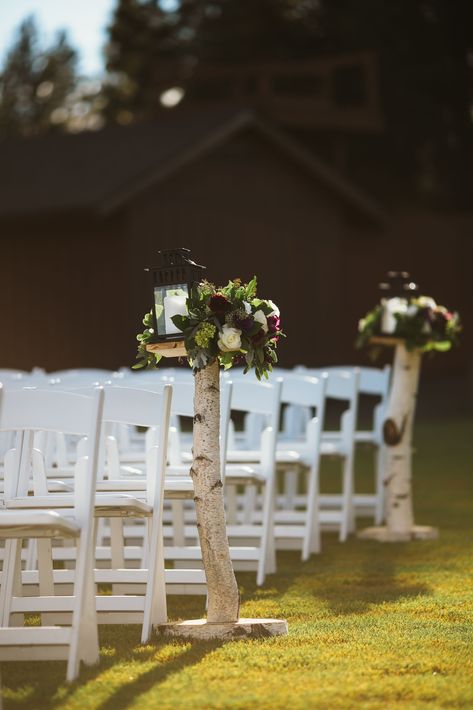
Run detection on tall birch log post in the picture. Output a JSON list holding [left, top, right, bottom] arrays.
[[191, 360, 240, 622], [147, 343, 288, 639], [359, 337, 438, 542]]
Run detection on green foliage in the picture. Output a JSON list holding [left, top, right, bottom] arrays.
[[0, 17, 78, 139], [357, 297, 462, 355], [132, 310, 162, 369], [134, 277, 284, 379]]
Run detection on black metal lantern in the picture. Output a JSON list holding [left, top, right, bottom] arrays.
[[379, 271, 419, 301], [378, 270, 420, 335], [146, 248, 205, 342]]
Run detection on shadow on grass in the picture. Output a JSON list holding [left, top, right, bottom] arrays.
[[2, 624, 221, 710], [239, 533, 431, 617], [314, 550, 431, 615], [96, 636, 223, 710]]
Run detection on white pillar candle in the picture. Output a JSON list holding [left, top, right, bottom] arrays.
[[381, 297, 407, 334], [164, 294, 188, 335]]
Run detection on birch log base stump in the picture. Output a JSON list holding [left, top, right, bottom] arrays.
[[146, 344, 288, 639], [358, 337, 439, 543]]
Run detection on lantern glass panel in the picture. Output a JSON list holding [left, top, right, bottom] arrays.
[[154, 282, 188, 337]]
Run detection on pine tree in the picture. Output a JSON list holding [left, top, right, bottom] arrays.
[[102, 0, 322, 123], [0, 16, 78, 139]]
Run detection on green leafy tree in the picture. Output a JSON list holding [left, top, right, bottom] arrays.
[[0, 16, 79, 138]]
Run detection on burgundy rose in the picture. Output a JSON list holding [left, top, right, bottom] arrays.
[[232, 353, 246, 367], [235, 315, 254, 332], [209, 294, 231, 314], [267, 315, 281, 333]]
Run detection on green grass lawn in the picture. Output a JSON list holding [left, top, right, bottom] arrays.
[[2, 416, 472, 710]]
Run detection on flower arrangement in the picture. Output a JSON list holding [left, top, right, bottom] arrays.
[[357, 295, 461, 352], [135, 277, 283, 379]]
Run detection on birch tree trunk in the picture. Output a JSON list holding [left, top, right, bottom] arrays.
[[383, 342, 421, 540], [191, 359, 240, 622]]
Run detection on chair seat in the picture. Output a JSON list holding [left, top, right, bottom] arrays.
[[4, 493, 153, 517], [320, 440, 345, 456], [180, 449, 300, 465], [0, 510, 80, 539], [277, 439, 347, 460], [354, 430, 378, 444], [323, 430, 378, 445], [224, 464, 266, 485]]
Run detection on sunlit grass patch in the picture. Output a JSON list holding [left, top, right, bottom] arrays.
[[1, 416, 472, 709]]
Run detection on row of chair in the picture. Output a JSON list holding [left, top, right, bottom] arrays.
[[0, 363, 391, 680]]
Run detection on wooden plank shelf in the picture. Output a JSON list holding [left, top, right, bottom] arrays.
[[146, 341, 187, 358]]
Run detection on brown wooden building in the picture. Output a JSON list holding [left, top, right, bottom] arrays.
[[0, 108, 471, 386]]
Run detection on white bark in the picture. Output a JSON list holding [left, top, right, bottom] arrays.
[[157, 618, 288, 640], [383, 342, 421, 538], [191, 360, 240, 622]]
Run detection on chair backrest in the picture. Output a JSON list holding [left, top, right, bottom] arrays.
[[280, 374, 326, 411], [296, 366, 358, 402], [0, 386, 104, 520], [228, 378, 282, 471], [101, 385, 172, 429], [230, 379, 282, 418], [102, 385, 172, 504], [166, 377, 232, 476], [280, 373, 327, 437], [357, 365, 391, 399]]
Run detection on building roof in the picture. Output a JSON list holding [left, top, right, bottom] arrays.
[[0, 107, 385, 223]]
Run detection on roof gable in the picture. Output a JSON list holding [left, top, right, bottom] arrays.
[[0, 107, 385, 224]]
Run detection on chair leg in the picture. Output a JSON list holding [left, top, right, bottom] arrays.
[[303, 464, 321, 560], [340, 455, 354, 542], [171, 501, 185, 546], [110, 518, 125, 568], [283, 466, 298, 510], [243, 485, 256, 524], [1, 539, 22, 627], [226, 484, 238, 524], [25, 538, 37, 571], [257, 482, 276, 586], [37, 538, 55, 625], [67, 528, 99, 683], [141, 517, 167, 643]]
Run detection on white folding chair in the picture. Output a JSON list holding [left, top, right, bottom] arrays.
[[277, 375, 326, 559], [297, 365, 391, 524], [354, 366, 391, 523], [286, 368, 360, 541], [0, 386, 103, 682], [222, 378, 283, 586], [94, 379, 231, 597], [3, 385, 173, 644]]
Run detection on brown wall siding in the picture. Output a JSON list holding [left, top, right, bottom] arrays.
[[0, 214, 129, 370]]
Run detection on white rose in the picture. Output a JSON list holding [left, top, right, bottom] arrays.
[[254, 309, 268, 333], [267, 300, 280, 317], [243, 301, 252, 314], [218, 325, 242, 352], [417, 296, 437, 309], [388, 297, 408, 315]]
